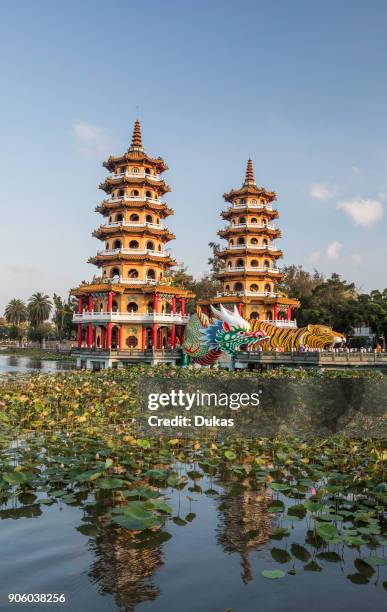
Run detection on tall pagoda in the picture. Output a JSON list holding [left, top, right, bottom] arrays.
[[200, 160, 299, 324], [71, 120, 194, 368]]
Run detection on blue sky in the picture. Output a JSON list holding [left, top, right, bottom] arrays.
[[1, 0, 387, 313]]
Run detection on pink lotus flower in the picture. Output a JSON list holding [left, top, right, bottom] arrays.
[[308, 487, 317, 496]]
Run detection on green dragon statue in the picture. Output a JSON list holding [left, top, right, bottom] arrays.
[[182, 305, 269, 365]]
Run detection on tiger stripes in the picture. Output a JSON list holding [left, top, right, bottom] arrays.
[[248, 321, 344, 351]]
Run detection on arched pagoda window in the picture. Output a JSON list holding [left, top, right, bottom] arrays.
[[146, 214, 153, 223], [129, 240, 139, 249], [130, 213, 139, 222], [127, 302, 138, 312], [147, 269, 156, 279], [250, 284, 259, 292], [146, 241, 154, 250], [251, 259, 258, 267], [250, 311, 259, 319], [234, 282, 243, 292], [113, 239, 122, 249], [128, 269, 138, 278]]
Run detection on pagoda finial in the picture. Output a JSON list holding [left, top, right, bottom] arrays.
[[244, 158, 256, 186], [130, 119, 143, 150]]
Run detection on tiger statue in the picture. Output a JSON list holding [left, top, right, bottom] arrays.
[[248, 320, 345, 351]]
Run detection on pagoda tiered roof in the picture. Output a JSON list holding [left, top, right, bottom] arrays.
[[218, 225, 281, 239], [223, 159, 277, 203], [221, 205, 279, 221], [102, 120, 168, 173], [216, 245, 283, 259], [88, 252, 177, 267], [95, 199, 174, 217], [92, 224, 175, 241], [71, 279, 194, 298], [99, 175, 171, 195]]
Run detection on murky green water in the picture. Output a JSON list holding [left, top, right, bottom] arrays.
[[0, 464, 385, 611], [0, 355, 75, 374]]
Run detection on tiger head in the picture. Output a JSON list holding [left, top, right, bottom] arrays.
[[302, 324, 346, 349]]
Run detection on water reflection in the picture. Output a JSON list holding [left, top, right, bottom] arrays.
[[89, 525, 165, 611], [216, 472, 271, 583], [0, 354, 75, 373]]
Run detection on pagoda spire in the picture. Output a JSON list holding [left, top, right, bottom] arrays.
[[244, 158, 256, 186], [130, 119, 143, 151]]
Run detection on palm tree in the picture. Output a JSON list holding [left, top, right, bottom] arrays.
[[4, 299, 28, 326], [27, 293, 52, 327]]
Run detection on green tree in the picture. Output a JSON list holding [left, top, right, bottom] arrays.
[[4, 298, 28, 326], [27, 293, 52, 327], [53, 294, 77, 341]]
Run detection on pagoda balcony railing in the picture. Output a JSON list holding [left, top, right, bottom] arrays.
[[225, 244, 279, 252], [110, 171, 162, 182], [117, 277, 158, 285], [223, 266, 281, 274], [231, 203, 273, 211], [216, 290, 279, 298], [97, 248, 169, 257], [73, 312, 190, 324], [225, 223, 277, 230], [101, 221, 167, 230], [103, 195, 161, 205]]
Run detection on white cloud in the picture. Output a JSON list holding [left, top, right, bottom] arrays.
[[351, 253, 363, 264], [337, 197, 384, 228], [326, 241, 342, 260], [73, 119, 111, 156], [310, 182, 336, 201], [309, 251, 321, 264]]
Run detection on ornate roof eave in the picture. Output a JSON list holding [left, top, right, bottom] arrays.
[[198, 295, 300, 307], [223, 186, 277, 203], [215, 248, 283, 259], [88, 253, 177, 266], [214, 271, 285, 280], [218, 228, 282, 239], [98, 177, 171, 194], [92, 226, 175, 241], [95, 201, 174, 217], [103, 153, 168, 173], [141, 285, 195, 298], [221, 208, 279, 220], [70, 282, 126, 296]]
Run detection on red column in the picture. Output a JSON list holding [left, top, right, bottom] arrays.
[[180, 298, 186, 316], [286, 306, 292, 321], [171, 325, 176, 350], [152, 324, 158, 349], [106, 322, 112, 349], [118, 326, 122, 350], [273, 305, 278, 321], [153, 293, 158, 313], [77, 324, 82, 349], [88, 295, 93, 312], [237, 302, 243, 315], [141, 326, 146, 351], [107, 291, 113, 312], [101, 327, 105, 350], [172, 296, 176, 314], [87, 324, 93, 349], [78, 297, 83, 314]]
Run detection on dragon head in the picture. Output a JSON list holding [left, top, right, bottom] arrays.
[[206, 305, 269, 356]]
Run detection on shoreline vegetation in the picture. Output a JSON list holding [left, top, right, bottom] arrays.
[[0, 347, 75, 361]]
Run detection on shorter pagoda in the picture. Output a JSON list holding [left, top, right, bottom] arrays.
[[199, 160, 299, 324], [71, 120, 194, 368]]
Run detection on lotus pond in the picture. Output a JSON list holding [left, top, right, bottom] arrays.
[[0, 367, 386, 611]]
